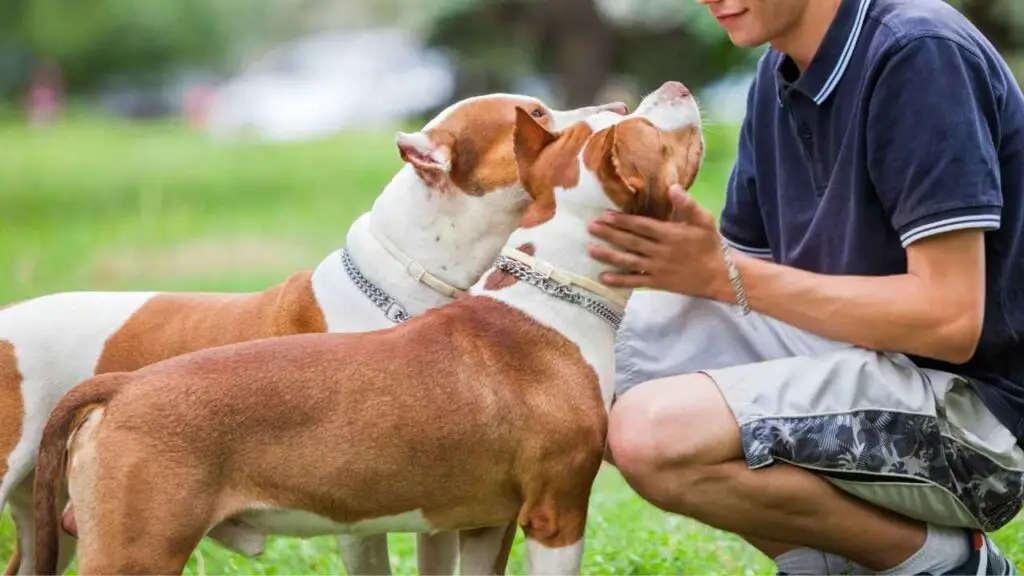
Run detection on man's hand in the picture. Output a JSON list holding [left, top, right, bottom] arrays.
[[587, 185, 987, 365], [587, 184, 735, 303]]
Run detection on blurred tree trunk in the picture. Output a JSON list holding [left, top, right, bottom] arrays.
[[545, 0, 612, 107], [959, 0, 1021, 53]]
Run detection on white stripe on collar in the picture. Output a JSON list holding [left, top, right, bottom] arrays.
[[813, 0, 874, 104]]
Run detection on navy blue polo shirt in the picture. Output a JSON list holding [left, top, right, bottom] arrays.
[[720, 0, 1024, 441]]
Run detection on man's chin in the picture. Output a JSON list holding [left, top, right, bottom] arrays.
[[725, 31, 769, 49]]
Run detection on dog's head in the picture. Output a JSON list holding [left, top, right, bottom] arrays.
[[395, 94, 628, 200], [511, 81, 704, 227], [377, 93, 628, 291]]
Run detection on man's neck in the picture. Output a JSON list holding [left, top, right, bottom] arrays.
[[771, 0, 842, 71]]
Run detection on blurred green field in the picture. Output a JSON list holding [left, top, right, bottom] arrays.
[[1, 115, 1021, 575]]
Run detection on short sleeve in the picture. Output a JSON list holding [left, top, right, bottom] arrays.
[[867, 36, 1003, 248], [719, 69, 772, 260]]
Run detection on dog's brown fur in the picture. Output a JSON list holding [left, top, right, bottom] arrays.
[[94, 271, 326, 373], [0, 341, 22, 489], [0, 340, 21, 576]]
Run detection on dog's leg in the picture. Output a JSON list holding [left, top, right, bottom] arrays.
[[66, 420, 206, 575], [75, 515, 201, 576], [458, 523, 516, 575], [337, 534, 392, 575], [51, 525, 77, 576], [7, 479, 74, 576], [416, 530, 459, 575], [525, 537, 584, 576], [520, 492, 591, 576], [7, 480, 37, 576]]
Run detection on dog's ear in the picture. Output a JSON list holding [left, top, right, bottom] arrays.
[[592, 119, 675, 221], [513, 106, 557, 196], [396, 130, 454, 188]]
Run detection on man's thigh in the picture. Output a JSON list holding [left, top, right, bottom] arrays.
[[698, 346, 1024, 532]]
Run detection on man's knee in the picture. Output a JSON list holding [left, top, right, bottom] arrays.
[[607, 373, 738, 497]]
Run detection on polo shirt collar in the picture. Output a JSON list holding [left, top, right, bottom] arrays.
[[775, 0, 873, 105]]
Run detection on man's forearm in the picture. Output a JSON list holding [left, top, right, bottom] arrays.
[[721, 253, 981, 364]]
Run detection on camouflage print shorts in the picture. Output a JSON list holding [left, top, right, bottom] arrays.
[[614, 290, 1024, 532]]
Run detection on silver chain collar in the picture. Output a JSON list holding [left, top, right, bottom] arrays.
[[340, 248, 411, 324], [492, 255, 623, 330]]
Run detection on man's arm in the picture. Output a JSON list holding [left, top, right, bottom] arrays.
[[722, 229, 985, 363]]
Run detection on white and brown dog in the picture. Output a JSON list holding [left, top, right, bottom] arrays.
[[31, 80, 703, 575], [0, 93, 628, 576]]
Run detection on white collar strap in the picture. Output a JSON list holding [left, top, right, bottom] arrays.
[[369, 224, 467, 299]]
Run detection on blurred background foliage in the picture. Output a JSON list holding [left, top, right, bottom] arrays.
[[3, 0, 1016, 114]]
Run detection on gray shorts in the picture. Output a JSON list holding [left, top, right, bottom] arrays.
[[614, 290, 1024, 532]]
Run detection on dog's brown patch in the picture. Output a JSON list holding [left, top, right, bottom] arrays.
[[583, 118, 703, 220], [483, 243, 535, 291], [426, 97, 566, 197], [510, 110, 704, 227], [0, 340, 23, 483], [94, 271, 326, 373], [512, 109, 596, 228]]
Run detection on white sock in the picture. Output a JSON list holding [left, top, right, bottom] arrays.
[[775, 547, 873, 575], [879, 524, 970, 575]]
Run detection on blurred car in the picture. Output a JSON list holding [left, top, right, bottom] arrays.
[[204, 29, 457, 143]]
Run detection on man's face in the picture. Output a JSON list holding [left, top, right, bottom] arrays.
[[696, 0, 810, 48]]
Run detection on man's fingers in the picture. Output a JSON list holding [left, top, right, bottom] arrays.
[[598, 271, 656, 288], [587, 243, 650, 273], [669, 185, 703, 224], [587, 220, 662, 257], [668, 185, 693, 223], [596, 211, 671, 241]]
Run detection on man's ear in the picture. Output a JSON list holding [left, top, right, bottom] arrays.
[[513, 106, 557, 194], [396, 130, 453, 188]]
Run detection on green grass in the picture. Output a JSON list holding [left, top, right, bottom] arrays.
[[0, 114, 1021, 575]]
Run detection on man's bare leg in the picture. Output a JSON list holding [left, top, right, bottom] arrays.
[[604, 407, 868, 575], [606, 374, 986, 574]]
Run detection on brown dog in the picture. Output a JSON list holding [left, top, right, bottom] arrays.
[[32, 80, 703, 575]]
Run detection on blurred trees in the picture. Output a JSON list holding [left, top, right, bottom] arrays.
[[425, 0, 1024, 107], [423, 0, 756, 107], [1, 0, 232, 94], [0, 0, 1021, 106], [947, 0, 1024, 53], [0, 0, 312, 98]]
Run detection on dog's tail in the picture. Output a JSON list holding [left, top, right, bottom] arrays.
[[33, 372, 130, 575]]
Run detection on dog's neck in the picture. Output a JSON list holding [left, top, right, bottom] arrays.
[[344, 165, 529, 317], [470, 188, 634, 410]]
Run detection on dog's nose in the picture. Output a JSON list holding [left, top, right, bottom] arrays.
[[660, 81, 691, 99]]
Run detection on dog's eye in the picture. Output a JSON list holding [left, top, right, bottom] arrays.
[[531, 108, 546, 118]]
